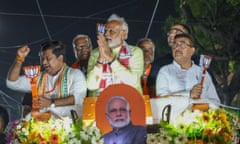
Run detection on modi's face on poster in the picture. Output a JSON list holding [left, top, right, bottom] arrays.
[[106, 98, 130, 128]]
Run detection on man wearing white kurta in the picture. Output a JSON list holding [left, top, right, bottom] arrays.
[[156, 61, 219, 102], [154, 34, 220, 123], [6, 40, 86, 118]]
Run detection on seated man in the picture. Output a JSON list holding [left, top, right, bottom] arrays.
[[104, 96, 147, 144], [156, 33, 220, 103], [6, 40, 87, 118]]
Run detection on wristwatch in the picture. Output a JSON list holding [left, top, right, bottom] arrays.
[[50, 99, 55, 108]]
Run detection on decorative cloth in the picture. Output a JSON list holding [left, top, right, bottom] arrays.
[[118, 44, 132, 68], [99, 43, 132, 93], [37, 65, 69, 98]]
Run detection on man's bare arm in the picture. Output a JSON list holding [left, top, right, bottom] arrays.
[[7, 45, 30, 81]]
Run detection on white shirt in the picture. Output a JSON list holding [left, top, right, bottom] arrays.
[[156, 61, 220, 103], [6, 67, 87, 117]]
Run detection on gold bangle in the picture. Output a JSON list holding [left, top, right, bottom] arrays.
[[16, 55, 25, 62]]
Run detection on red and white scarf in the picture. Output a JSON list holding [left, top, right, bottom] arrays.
[[99, 43, 132, 93]]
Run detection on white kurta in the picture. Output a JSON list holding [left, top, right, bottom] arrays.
[[154, 61, 220, 123], [6, 67, 87, 118], [156, 61, 220, 103]]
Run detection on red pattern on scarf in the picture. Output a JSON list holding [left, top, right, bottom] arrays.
[[99, 63, 112, 92], [118, 45, 129, 68], [99, 45, 130, 93]]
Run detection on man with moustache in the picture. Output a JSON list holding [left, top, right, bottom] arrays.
[[147, 23, 198, 98], [20, 35, 92, 118], [87, 14, 144, 96], [103, 96, 147, 144], [156, 33, 220, 103], [6, 40, 87, 117], [72, 34, 92, 76], [147, 23, 217, 98]]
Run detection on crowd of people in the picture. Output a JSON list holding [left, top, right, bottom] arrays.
[[2, 13, 221, 143]]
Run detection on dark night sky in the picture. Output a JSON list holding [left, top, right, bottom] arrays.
[[0, 0, 177, 119]]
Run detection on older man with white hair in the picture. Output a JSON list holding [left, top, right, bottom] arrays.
[[104, 96, 147, 144], [87, 14, 144, 96], [71, 34, 92, 76]]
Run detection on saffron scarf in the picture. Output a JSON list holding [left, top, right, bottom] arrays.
[[141, 64, 152, 95], [71, 61, 79, 69], [71, 61, 87, 75], [37, 65, 70, 98], [99, 43, 132, 93]]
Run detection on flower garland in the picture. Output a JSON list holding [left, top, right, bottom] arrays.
[[146, 108, 240, 144], [5, 117, 103, 144], [4, 109, 239, 144]]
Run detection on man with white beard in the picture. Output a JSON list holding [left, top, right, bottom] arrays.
[[87, 14, 144, 96], [103, 96, 146, 144]]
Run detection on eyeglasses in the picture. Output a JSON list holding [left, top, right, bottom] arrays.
[[167, 28, 184, 36], [109, 108, 128, 115], [172, 41, 192, 49], [75, 44, 90, 50]]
